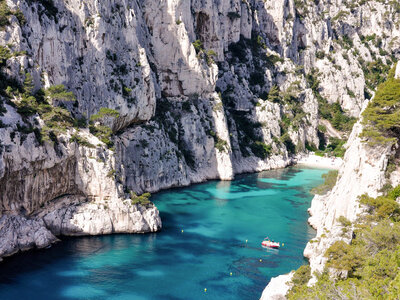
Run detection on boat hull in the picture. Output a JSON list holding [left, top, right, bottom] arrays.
[[261, 242, 280, 248]]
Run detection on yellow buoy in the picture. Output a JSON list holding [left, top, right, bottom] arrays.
[[204, 288, 207, 292], [282, 243, 284, 246], [230, 272, 232, 276], [259, 259, 262, 262], [245, 239, 248, 243], [181, 230, 184, 233]]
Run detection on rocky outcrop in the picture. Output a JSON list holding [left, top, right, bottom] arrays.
[[260, 273, 294, 300], [0, 0, 399, 268], [0, 215, 57, 262], [0, 118, 162, 259], [261, 80, 397, 298], [39, 195, 161, 236], [396, 63, 400, 79], [261, 118, 392, 298], [304, 120, 391, 279]]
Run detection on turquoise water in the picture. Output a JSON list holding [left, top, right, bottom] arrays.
[[0, 167, 327, 300]]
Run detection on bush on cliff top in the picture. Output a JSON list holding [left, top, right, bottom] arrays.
[[287, 185, 400, 299], [360, 64, 400, 145]]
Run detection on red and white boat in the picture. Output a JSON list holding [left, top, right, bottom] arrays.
[[261, 238, 280, 248]]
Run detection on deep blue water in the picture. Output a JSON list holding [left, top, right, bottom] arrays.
[[0, 167, 327, 300]]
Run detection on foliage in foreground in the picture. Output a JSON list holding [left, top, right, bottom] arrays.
[[288, 185, 400, 299], [361, 64, 400, 145]]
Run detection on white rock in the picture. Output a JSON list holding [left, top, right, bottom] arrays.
[[260, 273, 294, 300]]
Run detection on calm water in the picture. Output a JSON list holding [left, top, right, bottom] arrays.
[[0, 167, 327, 300]]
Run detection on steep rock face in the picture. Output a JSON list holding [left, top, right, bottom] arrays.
[[260, 114, 392, 299], [0, 115, 162, 259], [262, 60, 400, 297], [304, 120, 391, 277], [0, 0, 399, 267], [6, 0, 157, 131], [260, 272, 294, 300]]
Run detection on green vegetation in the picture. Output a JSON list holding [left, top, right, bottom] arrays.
[[317, 124, 326, 133], [311, 170, 338, 195], [0, 46, 25, 101], [293, 0, 309, 20], [326, 138, 346, 157], [130, 191, 152, 207], [266, 85, 280, 103], [288, 185, 400, 299], [13, 74, 77, 142], [0, 43, 85, 145], [230, 111, 273, 158], [336, 34, 354, 50], [250, 141, 272, 159], [69, 133, 95, 148], [90, 107, 119, 121], [361, 64, 400, 145], [107, 169, 116, 179], [331, 10, 349, 23], [192, 40, 216, 66], [205, 49, 217, 66], [0, 0, 26, 29], [45, 84, 76, 102], [338, 215, 352, 228], [213, 135, 229, 153], [289, 265, 311, 296], [88, 108, 119, 149], [0, 45, 11, 65], [359, 58, 391, 92], [306, 68, 356, 133], [314, 137, 346, 158], [315, 51, 325, 59], [192, 39, 203, 53]]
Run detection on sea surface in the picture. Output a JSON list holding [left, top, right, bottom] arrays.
[[0, 167, 327, 300]]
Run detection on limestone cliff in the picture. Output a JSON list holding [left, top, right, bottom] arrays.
[[262, 29, 400, 300], [0, 0, 399, 274]]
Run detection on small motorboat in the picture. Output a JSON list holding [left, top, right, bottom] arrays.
[[261, 237, 280, 248]]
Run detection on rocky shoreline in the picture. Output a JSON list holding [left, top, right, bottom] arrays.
[[0, 152, 324, 263], [260, 63, 400, 298], [260, 154, 343, 299], [0, 199, 162, 263], [0, 1, 399, 295], [0, 147, 292, 262]]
